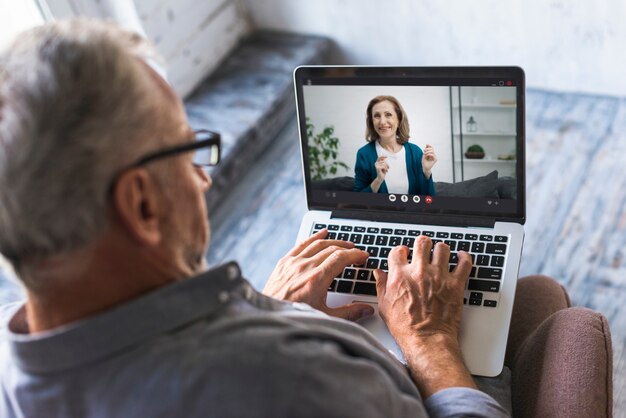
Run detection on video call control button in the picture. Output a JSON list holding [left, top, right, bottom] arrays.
[[389, 194, 397, 202], [400, 195, 408, 202], [413, 195, 421, 203], [425, 196, 433, 204]]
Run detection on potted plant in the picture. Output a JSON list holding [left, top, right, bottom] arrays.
[[307, 118, 349, 180], [465, 144, 485, 159]]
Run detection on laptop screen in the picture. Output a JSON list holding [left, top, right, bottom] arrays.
[[294, 66, 525, 223]]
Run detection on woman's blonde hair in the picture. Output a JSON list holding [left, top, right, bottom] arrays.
[[365, 95, 410, 144]]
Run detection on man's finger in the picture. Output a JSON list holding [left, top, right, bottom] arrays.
[[387, 245, 409, 270], [299, 238, 354, 258], [316, 248, 369, 283], [452, 251, 473, 280], [288, 229, 327, 256], [373, 269, 388, 301], [309, 245, 363, 268], [431, 242, 450, 269], [411, 235, 432, 268], [325, 303, 375, 322]]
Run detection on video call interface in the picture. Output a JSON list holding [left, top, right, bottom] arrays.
[[299, 77, 522, 217]]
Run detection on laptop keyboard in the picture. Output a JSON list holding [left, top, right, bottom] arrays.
[[312, 223, 508, 308]]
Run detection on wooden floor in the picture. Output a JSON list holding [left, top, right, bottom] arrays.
[[207, 89, 626, 413], [0, 88, 624, 412]]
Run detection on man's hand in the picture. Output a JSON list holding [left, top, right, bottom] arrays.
[[263, 229, 375, 321], [373, 236, 477, 398]]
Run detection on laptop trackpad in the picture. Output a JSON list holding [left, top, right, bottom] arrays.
[[353, 300, 406, 363]]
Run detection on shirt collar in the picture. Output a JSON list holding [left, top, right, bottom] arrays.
[[5, 262, 245, 374]]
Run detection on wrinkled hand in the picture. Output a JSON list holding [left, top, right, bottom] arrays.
[[374, 156, 389, 181], [263, 229, 375, 321], [374, 236, 472, 342], [422, 144, 437, 177]]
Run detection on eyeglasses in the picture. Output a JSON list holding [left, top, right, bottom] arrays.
[[108, 129, 221, 194], [130, 129, 221, 169]]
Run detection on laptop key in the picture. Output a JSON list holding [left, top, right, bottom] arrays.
[[337, 233, 349, 241], [336, 280, 353, 293], [403, 237, 415, 247], [408, 230, 420, 236], [451, 233, 464, 239], [340, 225, 353, 232], [367, 227, 379, 233], [353, 281, 377, 296], [483, 300, 498, 308], [314, 223, 327, 230], [480, 235, 493, 242], [436, 232, 449, 238], [491, 256, 504, 267], [477, 267, 502, 280], [366, 247, 379, 257], [357, 270, 371, 281], [328, 225, 340, 231], [389, 236, 402, 246], [468, 279, 500, 292], [350, 234, 362, 244], [327, 232, 337, 239], [444, 240, 457, 251], [375, 235, 389, 246], [458, 241, 471, 252], [423, 231, 435, 237], [380, 247, 392, 258], [495, 235, 508, 242], [471, 242, 485, 253], [366, 258, 379, 269], [486, 244, 507, 255], [476, 255, 490, 266], [465, 233, 478, 240], [380, 260, 389, 270], [355, 226, 366, 233], [363, 235, 376, 245], [381, 228, 393, 235], [343, 268, 356, 280], [394, 229, 407, 235], [329, 280, 337, 292]]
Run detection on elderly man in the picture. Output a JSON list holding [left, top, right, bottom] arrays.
[[0, 19, 509, 417]]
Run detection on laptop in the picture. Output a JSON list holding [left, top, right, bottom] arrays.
[[293, 66, 525, 377]]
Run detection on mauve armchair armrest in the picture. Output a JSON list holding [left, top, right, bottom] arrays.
[[505, 276, 613, 417]]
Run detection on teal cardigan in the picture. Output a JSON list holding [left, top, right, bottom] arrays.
[[353, 141, 436, 195]]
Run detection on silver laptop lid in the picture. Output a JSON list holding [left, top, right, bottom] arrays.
[[293, 66, 526, 226]]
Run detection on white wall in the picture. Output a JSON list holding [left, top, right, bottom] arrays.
[[243, 0, 626, 97], [0, 0, 44, 51], [45, 0, 250, 97], [303, 85, 453, 182]]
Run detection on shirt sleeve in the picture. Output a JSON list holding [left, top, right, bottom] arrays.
[[424, 387, 511, 418], [354, 147, 374, 192]]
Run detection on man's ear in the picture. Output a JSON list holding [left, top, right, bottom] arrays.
[[111, 168, 163, 246]]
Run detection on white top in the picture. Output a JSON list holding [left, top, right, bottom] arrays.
[[376, 142, 409, 194]]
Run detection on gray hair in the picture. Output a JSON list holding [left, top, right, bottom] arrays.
[[0, 18, 166, 273]]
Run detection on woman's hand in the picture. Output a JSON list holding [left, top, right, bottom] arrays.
[[375, 156, 389, 181], [263, 229, 375, 321], [422, 144, 437, 178]]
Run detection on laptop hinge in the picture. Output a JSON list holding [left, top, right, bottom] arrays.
[[330, 209, 496, 229]]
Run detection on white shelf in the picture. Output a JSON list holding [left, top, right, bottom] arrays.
[[455, 159, 516, 164], [454, 132, 516, 137], [453, 104, 516, 109]]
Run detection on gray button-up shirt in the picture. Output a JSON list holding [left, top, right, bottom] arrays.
[[0, 262, 509, 417]]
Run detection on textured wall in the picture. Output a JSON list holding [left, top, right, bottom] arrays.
[[242, 0, 626, 97]]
